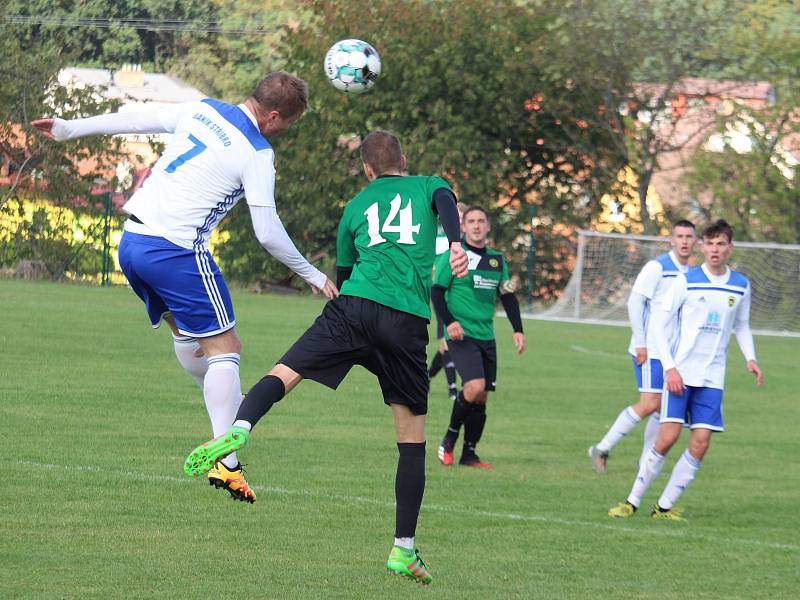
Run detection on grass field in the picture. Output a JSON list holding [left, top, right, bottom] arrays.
[[2, 279, 798, 599]]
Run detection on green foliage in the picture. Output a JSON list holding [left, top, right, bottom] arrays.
[[217, 0, 627, 290], [687, 0, 799, 243], [689, 107, 799, 242]]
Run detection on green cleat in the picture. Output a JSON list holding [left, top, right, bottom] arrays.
[[651, 505, 685, 521], [184, 426, 250, 477], [386, 546, 432, 585], [608, 501, 636, 518]]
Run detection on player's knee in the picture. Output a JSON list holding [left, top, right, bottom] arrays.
[[462, 380, 485, 402], [637, 393, 661, 414], [689, 434, 711, 459], [654, 423, 681, 453]]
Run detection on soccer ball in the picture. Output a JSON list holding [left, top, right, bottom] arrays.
[[324, 39, 381, 94]]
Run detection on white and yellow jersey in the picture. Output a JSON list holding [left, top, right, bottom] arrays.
[[654, 264, 756, 389]]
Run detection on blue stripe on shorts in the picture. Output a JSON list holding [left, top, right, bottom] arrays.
[[118, 231, 235, 337], [632, 356, 664, 393]]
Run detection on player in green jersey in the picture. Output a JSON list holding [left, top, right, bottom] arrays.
[[432, 206, 526, 468], [183, 131, 468, 584]]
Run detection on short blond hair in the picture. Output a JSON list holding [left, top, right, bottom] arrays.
[[251, 72, 308, 120]]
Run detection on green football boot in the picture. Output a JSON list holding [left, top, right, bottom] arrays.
[[184, 426, 250, 477], [386, 546, 432, 585]]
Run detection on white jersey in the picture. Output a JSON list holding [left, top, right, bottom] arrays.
[[653, 264, 756, 389], [123, 99, 277, 249], [627, 251, 687, 359]]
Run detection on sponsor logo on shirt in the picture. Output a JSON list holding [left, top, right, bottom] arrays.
[[700, 310, 722, 334], [472, 274, 499, 290]]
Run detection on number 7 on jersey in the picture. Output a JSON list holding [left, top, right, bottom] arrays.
[[165, 134, 207, 173]]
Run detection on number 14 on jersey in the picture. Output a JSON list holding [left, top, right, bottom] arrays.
[[364, 194, 420, 246]]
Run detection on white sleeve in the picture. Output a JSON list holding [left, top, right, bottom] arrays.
[[50, 105, 183, 141], [734, 287, 757, 362], [627, 291, 648, 348], [241, 150, 276, 208], [631, 260, 662, 300], [249, 204, 327, 290], [651, 274, 687, 371]]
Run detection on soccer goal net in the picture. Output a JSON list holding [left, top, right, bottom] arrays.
[[531, 230, 800, 337]]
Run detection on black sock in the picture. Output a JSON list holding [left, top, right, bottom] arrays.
[[446, 391, 469, 441], [427, 351, 444, 379], [236, 375, 285, 430], [443, 351, 457, 395], [395, 442, 426, 539], [463, 402, 487, 455]]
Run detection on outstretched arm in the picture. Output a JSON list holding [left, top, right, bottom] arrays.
[[31, 107, 181, 141], [249, 204, 337, 299]]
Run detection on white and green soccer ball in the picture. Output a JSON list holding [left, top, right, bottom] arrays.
[[324, 39, 381, 94]]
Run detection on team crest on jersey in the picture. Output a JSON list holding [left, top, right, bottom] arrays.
[[728, 296, 736, 307], [489, 258, 499, 268]]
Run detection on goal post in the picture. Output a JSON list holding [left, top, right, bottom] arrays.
[[528, 230, 800, 337]]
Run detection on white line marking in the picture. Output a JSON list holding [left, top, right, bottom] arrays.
[[570, 345, 624, 360], [15, 459, 798, 552]]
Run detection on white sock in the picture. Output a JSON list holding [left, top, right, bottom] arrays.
[[233, 419, 252, 431], [597, 406, 642, 453], [639, 413, 661, 468], [204, 353, 244, 469], [394, 537, 414, 550], [657, 449, 701, 509], [172, 335, 207, 388], [627, 446, 666, 508]]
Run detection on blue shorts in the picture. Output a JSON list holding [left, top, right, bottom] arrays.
[[118, 231, 235, 337], [632, 356, 664, 393], [661, 386, 724, 431]]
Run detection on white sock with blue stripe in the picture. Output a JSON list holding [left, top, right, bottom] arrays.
[[657, 449, 701, 510], [172, 335, 207, 388], [640, 413, 661, 465], [597, 406, 641, 453], [205, 353, 243, 470], [627, 446, 666, 508]]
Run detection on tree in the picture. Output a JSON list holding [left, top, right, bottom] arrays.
[[0, 14, 125, 277], [215, 0, 626, 293], [540, 0, 748, 234], [688, 0, 799, 242]]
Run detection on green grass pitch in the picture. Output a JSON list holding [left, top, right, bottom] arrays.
[[1, 280, 798, 599]]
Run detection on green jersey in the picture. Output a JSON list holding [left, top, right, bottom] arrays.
[[434, 244, 510, 340], [337, 175, 451, 320]]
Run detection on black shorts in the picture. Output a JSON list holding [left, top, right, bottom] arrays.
[[279, 295, 430, 415], [447, 337, 497, 392]]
